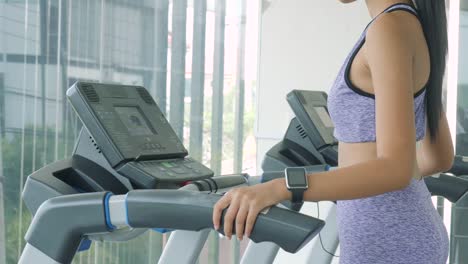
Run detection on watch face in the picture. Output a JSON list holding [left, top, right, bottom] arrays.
[[286, 168, 308, 188]]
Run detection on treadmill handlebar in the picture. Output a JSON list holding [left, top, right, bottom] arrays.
[[124, 190, 325, 253], [424, 174, 468, 203], [447, 155, 468, 176], [22, 192, 110, 264], [187, 174, 249, 193], [21, 189, 325, 263]]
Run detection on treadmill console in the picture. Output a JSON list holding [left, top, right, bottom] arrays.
[[287, 90, 337, 149], [67, 82, 213, 188], [286, 90, 338, 165]]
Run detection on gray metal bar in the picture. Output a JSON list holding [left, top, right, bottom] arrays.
[[98, 0, 106, 82], [40, 0, 48, 166], [169, 0, 188, 139], [233, 0, 247, 175], [437, 196, 445, 217], [39, 0, 47, 136], [19, 244, 61, 264], [240, 242, 279, 264], [209, 2, 226, 261], [59, 0, 69, 143], [0, 73, 5, 264], [302, 204, 339, 264], [232, 2, 247, 261], [210, 0, 226, 176], [0, 154, 5, 264], [158, 229, 211, 264], [189, 0, 207, 161], [450, 176, 468, 264], [0, 73, 4, 138], [154, 0, 169, 115], [148, 229, 163, 263], [63, 0, 73, 157]]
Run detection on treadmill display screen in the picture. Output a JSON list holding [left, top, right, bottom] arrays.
[[114, 106, 156, 136], [313, 107, 334, 128]]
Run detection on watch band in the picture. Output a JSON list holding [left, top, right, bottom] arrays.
[[291, 201, 303, 211], [291, 189, 305, 204], [291, 189, 305, 211]]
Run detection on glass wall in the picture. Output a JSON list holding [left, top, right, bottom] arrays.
[[0, 0, 260, 263]]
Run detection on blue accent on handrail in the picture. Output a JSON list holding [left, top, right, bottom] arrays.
[[104, 192, 116, 231], [125, 193, 131, 227], [77, 239, 92, 252], [152, 228, 173, 234]]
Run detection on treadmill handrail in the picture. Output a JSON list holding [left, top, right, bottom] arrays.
[[424, 174, 468, 203], [124, 190, 325, 253], [23, 192, 110, 264], [21, 190, 325, 264], [187, 175, 249, 192], [447, 155, 468, 176]]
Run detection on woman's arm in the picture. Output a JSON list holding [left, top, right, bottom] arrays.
[[417, 114, 455, 177], [274, 158, 414, 202]]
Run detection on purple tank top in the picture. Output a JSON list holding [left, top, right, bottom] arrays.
[[330, 4, 449, 264], [327, 3, 426, 143]]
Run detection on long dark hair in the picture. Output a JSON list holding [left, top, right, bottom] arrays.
[[413, 0, 448, 141]]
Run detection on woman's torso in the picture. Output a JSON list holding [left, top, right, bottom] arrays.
[[331, 3, 430, 177], [328, 4, 449, 263]]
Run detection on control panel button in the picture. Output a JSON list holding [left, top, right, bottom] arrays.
[[171, 168, 186, 174], [166, 171, 176, 177], [161, 162, 173, 168]]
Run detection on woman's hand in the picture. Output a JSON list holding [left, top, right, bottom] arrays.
[[212, 179, 290, 241]]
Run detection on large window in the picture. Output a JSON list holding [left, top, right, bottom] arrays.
[[0, 0, 260, 263]]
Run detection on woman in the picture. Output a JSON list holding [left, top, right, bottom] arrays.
[[212, 0, 454, 263]]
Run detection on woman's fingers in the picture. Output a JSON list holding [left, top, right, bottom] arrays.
[[213, 193, 232, 230], [212, 188, 268, 241], [235, 202, 250, 241], [223, 197, 241, 239], [245, 205, 261, 239]]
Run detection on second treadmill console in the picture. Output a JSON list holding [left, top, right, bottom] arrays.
[[67, 82, 213, 188], [287, 90, 337, 149], [287, 90, 338, 165]]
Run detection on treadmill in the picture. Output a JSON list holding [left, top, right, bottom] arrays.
[[19, 83, 327, 264], [262, 89, 468, 264]]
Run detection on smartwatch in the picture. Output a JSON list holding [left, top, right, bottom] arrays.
[[284, 167, 308, 211]]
